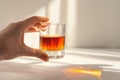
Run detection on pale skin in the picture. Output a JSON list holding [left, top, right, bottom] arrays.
[[0, 16, 49, 61]]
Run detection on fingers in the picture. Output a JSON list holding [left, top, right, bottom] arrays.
[[21, 16, 50, 32], [25, 27, 39, 32], [34, 22, 50, 28], [39, 22, 50, 31], [25, 16, 49, 23], [40, 22, 50, 28], [23, 16, 49, 28], [25, 22, 50, 32]]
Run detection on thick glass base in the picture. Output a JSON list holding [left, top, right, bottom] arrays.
[[46, 50, 65, 59]]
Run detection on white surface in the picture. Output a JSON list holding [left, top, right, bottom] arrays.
[[0, 49, 120, 80]]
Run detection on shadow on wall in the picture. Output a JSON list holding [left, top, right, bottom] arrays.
[[0, 0, 52, 30]]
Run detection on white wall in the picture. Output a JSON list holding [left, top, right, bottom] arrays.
[[0, 0, 51, 30], [67, 0, 120, 48], [0, 0, 120, 48]]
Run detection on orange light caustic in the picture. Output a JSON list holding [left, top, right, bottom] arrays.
[[64, 67, 102, 80]]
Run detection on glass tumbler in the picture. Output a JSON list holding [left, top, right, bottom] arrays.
[[39, 23, 66, 59]]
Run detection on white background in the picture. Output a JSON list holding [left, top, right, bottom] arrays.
[[0, 0, 120, 48]]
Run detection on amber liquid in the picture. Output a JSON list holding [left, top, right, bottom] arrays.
[[40, 35, 65, 51]]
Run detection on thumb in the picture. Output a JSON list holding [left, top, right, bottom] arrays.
[[22, 46, 49, 62], [36, 49, 49, 62]]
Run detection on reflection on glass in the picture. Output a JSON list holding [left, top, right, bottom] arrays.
[[64, 67, 102, 80]]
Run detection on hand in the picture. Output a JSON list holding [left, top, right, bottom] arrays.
[[0, 16, 49, 61]]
